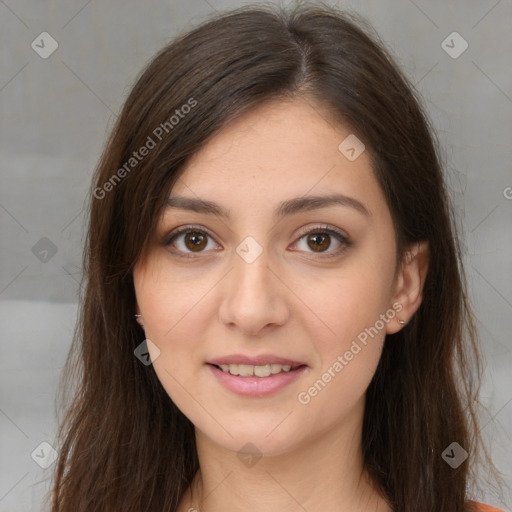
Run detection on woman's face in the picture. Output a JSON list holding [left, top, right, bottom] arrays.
[[133, 97, 406, 456]]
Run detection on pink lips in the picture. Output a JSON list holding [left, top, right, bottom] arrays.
[[206, 354, 308, 397]]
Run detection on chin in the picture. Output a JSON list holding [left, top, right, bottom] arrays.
[[195, 421, 303, 458]]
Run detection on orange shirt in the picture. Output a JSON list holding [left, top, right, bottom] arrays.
[[467, 501, 504, 512]]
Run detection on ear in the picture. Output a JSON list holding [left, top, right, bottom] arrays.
[[386, 241, 429, 335]]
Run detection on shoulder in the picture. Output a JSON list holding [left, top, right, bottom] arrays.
[[465, 501, 505, 512]]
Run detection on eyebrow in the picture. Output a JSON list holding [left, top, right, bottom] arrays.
[[166, 193, 370, 220]]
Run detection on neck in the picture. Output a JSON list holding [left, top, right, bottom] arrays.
[[180, 399, 391, 512]]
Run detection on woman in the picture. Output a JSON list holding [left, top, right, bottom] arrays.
[[49, 3, 506, 511]]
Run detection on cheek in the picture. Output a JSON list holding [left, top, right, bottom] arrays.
[[134, 256, 217, 342], [291, 259, 392, 353], [300, 289, 386, 403], [289, 259, 391, 409], [133, 258, 216, 399], [293, 276, 388, 419]]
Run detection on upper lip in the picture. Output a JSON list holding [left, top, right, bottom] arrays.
[[207, 354, 307, 367]]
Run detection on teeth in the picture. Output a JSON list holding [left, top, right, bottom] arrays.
[[217, 363, 294, 377], [254, 365, 271, 377], [238, 364, 254, 377]]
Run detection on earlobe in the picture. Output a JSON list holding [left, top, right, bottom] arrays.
[[386, 241, 429, 334]]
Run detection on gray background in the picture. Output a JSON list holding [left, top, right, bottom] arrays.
[[0, 0, 511, 510]]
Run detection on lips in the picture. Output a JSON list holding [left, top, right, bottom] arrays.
[[208, 362, 308, 397], [206, 353, 308, 396]]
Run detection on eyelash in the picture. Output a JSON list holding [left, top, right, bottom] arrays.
[[162, 224, 351, 260]]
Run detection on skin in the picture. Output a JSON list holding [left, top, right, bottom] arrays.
[[133, 96, 429, 512]]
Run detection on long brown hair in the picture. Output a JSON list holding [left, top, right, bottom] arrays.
[[48, 2, 502, 511]]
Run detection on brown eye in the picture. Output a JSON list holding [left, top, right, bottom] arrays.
[[164, 226, 219, 257], [306, 232, 331, 252], [293, 226, 351, 258], [184, 231, 208, 252]]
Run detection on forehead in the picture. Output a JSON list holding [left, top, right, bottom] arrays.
[[170, 97, 385, 219]]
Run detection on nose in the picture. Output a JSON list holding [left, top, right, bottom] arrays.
[[218, 247, 290, 337]]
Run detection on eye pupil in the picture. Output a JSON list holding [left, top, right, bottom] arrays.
[[185, 232, 207, 251], [308, 233, 330, 252]]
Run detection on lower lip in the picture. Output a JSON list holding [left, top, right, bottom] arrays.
[[207, 364, 307, 397]]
